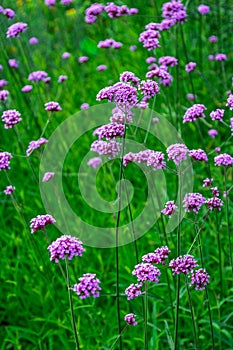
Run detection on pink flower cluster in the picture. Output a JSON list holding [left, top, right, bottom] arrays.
[[73, 273, 101, 299], [47, 235, 85, 262], [30, 214, 56, 233]]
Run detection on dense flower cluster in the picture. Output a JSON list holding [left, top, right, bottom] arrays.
[[21, 85, 33, 93], [198, 4, 210, 15], [203, 178, 213, 187], [87, 157, 102, 168], [215, 53, 227, 61], [146, 66, 173, 86], [30, 214, 56, 233], [97, 82, 138, 107], [123, 149, 166, 170], [4, 185, 15, 195], [189, 149, 208, 162], [7, 22, 28, 38], [205, 197, 224, 211], [139, 28, 161, 51], [183, 104, 207, 123], [73, 273, 101, 299], [120, 71, 140, 86], [183, 192, 205, 214], [0, 152, 13, 171], [58, 75, 67, 83], [0, 79, 8, 88], [44, 101, 62, 112], [0, 90, 9, 101], [8, 59, 19, 68], [125, 282, 143, 300], [91, 140, 121, 158], [185, 62, 196, 72], [28, 70, 48, 82], [98, 38, 122, 49], [29, 37, 39, 44], [3, 8, 15, 19], [93, 123, 125, 140], [1, 109, 22, 129], [210, 108, 224, 121], [158, 56, 178, 67], [26, 137, 48, 156], [214, 153, 233, 166], [48, 235, 85, 262], [161, 200, 177, 217], [124, 313, 137, 326], [162, 0, 187, 24], [169, 254, 198, 275], [138, 80, 160, 98], [142, 246, 170, 264], [226, 94, 233, 110], [132, 263, 161, 283], [189, 268, 210, 290], [208, 129, 218, 138], [166, 143, 189, 165]]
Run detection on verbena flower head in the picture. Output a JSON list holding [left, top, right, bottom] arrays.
[[226, 94, 233, 110], [139, 80, 160, 98], [29, 37, 39, 44], [158, 56, 178, 67], [203, 178, 213, 187], [139, 28, 160, 51], [161, 200, 177, 217], [123, 152, 135, 166], [0, 152, 13, 171], [21, 85, 33, 93], [189, 268, 210, 290], [120, 71, 140, 86], [146, 57, 156, 64], [45, 0, 56, 6], [209, 108, 224, 121], [97, 82, 138, 108], [73, 273, 101, 298], [210, 187, 219, 197], [48, 235, 85, 262], [0, 79, 8, 88], [42, 172, 55, 182], [125, 282, 142, 300], [198, 4, 210, 14], [1, 109, 22, 129], [30, 214, 56, 233], [85, 3, 105, 23], [87, 157, 102, 168], [209, 35, 217, 42], [186, 93, 195, 101], [183, 193, 205, 214], [8, 59, 19, 68], [169, 254, 198, 275], [185, 62, 196, 72], [162, 0, 187, 24], [208, 129, 218, 138], [61, 0, 73, 4], [7, 22, 28, 38], [215, 53, 227, 61], [4, 8, 15, 19], [61, 52, 70, 59], [142, 252, 161, 264], [93, 123, 125, 140], [78, 56, 89, 63], [132, 263, 161, 282], [155, 246, 171, 262], [183, 104, 207, 123], [44, 101, 62, 112], [28, 70, 48, 82], [26, 137, 48, 156], [0, 90, 9, 101], [146, 66, 172, 86], [58, 75, 67, 83], [91, 140, 121, 159], [166, 143, 189, 165], [124, 313, 137, 326], [146, 151, 166, 170], [205, 197, 224, 211], [97, 64, 107, 71], [98, 38, 122, 49], [4, 185, 15, 195], [80, 103, 89, 110], [214, 153, 233, 166], [189, 149, 208, 162]]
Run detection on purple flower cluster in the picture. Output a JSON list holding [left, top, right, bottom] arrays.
[[0, 90, 9, 101], [73, 273, 101, 299], [78, 56, 89, 63], [97, 82, 138, 107], [26, 137, 48, 156], [7, 22, 28, 38], [169, 254, 198, 275], [183, 192, 205, 214], [209, 35, 218, 42], [93, 123, 125, 140], [44, 101, 62, 112], [215, 53, 227, 61], [97, 64, 107, 71], [125, 282, 143, 300], [120, 71, 140, 86], [28, 70, 48, 82], [185, 62, 196, 73], [198, 4, 210, 15], [58, 75, 67, 83], [162, 0, 187, 24], [3, 8, 15, 19], [1, 109, 22, 129], [61, 52, 70, 59], [0, 152, 13, 170], [189, 149, 208, 162], [203, 178, 213, 187], [132, 263, 161, 283], [0, 79, 8, 88], [123, 149, 166, 171], [98, 38, 122, 49], [45, 0, 56, 6], [42, 172, 55, 182], [205, 197, 224, 211], [142, 246, 170, 264], [210, 108, 224, 121], [138, 80, 160, 98], [166, 143, 189, 165], [29, 37, 39, 44], [183, 104, 207, 123], [21, 85, 33, 93], [4, 185, 15, 195], [48, 235, 85, 262], [189, 268, 210, 290], [214, 153, 233, 166], [87, 157, 102, 169], [208, 129, 218, 138], [146, 66, 173, 87], [124, 313, 137, 326], [8, 59, 19, 68], [30, 214, 56, 233], [226, 94, 233, 110], [139, 28, 161, 51], [161, 200, 177, 217], [91, 140, 121, 159], [158, 56, 178, 67]]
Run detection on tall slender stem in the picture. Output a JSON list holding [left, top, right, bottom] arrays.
[[185, 277, 199, 349], [216, 212, 223, 296], [144, 281, 149, 350], [224, 167, 233, 275], [65, 258, 80, 350]]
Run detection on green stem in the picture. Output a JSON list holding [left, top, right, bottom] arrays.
[[224, 167, 233, 275], [65, 258, 80, 350], [144, 281, 149, 350], [185, 277, 199, 349], [216, 212, 223, 296]]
